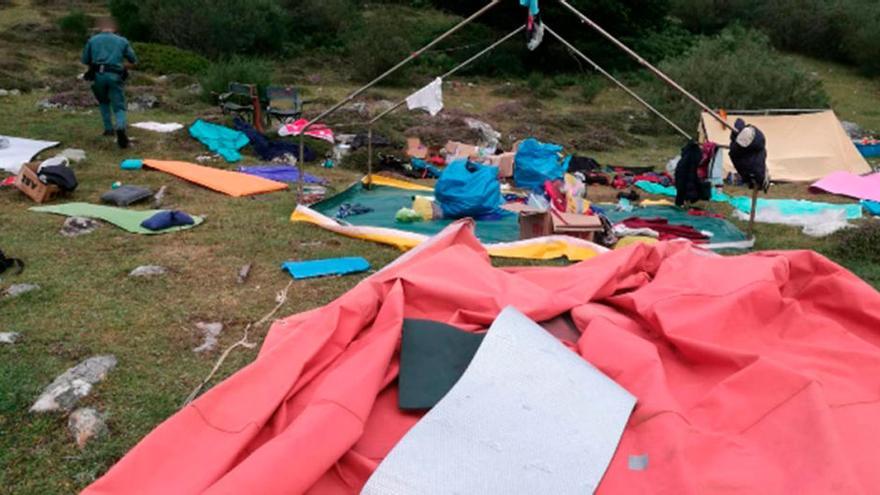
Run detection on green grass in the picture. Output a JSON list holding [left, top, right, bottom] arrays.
[[1, 10, 879, 494]]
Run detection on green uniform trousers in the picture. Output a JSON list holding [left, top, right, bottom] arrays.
[[91, 72, 127, 132]]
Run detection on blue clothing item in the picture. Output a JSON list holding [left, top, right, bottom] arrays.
[[189, 120, 250, 163], [727, 197, 863, 219], [120, 158, 143, 170], [514, 138, 566, 191], [520, 0, 539, 15], [861, 200, 880, 216], [238, 165, 325, 184], [281, 257, 370, 280], [233, 118, 316, 162], [435, 160, 503, 219], [411, 158, 442, 179], [140, 210, 195, 231], [81, 32, 137, 69]]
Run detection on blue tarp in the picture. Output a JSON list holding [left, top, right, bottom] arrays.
[[435, 160, 503, 219], [238, 165, 326, 184], [862, 200, 880, 216], [727, 197, 863, 219], [189, 120, 249, 163], [514, 138, 567, 191], [281, 257, 370, 280]]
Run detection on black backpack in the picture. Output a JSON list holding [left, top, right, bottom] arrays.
[[0, 249, 24, 276]]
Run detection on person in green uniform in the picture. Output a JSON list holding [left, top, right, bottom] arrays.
[[81, 17, 137, 149]]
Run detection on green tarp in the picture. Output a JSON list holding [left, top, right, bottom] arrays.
[[31, 203, 204, 235], [312, 182, 520, 244], [603, 205, 748, 244]]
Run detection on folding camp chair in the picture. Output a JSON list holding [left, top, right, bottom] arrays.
[[218, 83, 261, 130], [265, 86, 305, 126]]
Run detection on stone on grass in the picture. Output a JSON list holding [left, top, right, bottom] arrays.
[[31, 355, 117, 413], [68, 408, 108, 448], [0, 332, 21, 344], [0, 89, 8, 97], [3, 283, 40, 299], [59, 148, 87, 163], [194, 322, 223, 353], [60, 217, 100, 237], [129, 265, 167, 277]]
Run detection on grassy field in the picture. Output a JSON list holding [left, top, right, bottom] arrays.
[[1, 3, 879, 494]]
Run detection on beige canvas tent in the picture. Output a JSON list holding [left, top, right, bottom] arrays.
[[700, 110, 872, 182]]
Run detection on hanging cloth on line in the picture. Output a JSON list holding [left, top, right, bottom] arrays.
[[520, 0, 539, 15], [406, 78, 443, 117]]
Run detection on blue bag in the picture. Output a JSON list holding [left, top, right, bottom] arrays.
[[514, 138, 567, 191], [435, 160, 502, 219]]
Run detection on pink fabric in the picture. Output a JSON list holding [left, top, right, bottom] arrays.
[[810, 171, 880, 202], [279, 119, 335, 143]]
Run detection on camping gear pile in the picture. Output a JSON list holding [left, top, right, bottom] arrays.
[[81, 221, 880, 494]]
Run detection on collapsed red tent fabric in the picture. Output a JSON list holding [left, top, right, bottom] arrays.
[[84, 221, 880, 495]]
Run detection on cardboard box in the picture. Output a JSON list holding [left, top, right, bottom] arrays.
[[519, 209, 553, 239], [16, 162, 60, 203], [551, 211, 603, 242], [406, 137, 428, 159], [485, 152, 515, 178], [445, 141, 480, 161]]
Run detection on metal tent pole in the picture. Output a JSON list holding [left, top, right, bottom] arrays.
[[295, 0, 502, 202], [557, 0, 734, 132], [545, 25, 693, 140], [366, 25, 526, 176]]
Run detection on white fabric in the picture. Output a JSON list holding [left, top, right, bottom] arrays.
[[132, 122, 184, 133], [362, 306, 636, 495], [406, 78, 443, 116], [37, 156, 69, 173], [0, 136, 59, 175], [733, 207, 852, 237], [736, 126, 756, 147]]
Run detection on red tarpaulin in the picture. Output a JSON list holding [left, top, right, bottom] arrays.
[[84, 221, 880, 494]]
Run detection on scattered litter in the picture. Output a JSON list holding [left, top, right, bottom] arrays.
[[281, 257, 370, 280], [193, 322, 224, 353], [395, 207, 423, 223], [0, 332, 21, 344], [127, 93, 159, 112], [464, 117, 500, 151], [152, 186, 167, 208], [129, 265, 168, 277], [238, 165, 326, 185], [58, 148, 87, 163], [143, 160, 288, 197], [406, 77, 444, 116], [32, 203, 204, 235], [189, 120, 249, 163], [68, 408, 108, 448], [132, 122, 184, 133], [237, 264, 252, 285], [60, 216, 100, 237], [120, 159, 143, 170], [363, 307, 635, 495], [140, 210, 195, 231], [3, 283, 39, 299], [234, 118, 316, 162], [195, 154, 217, 163], [0, 135, 60, 174], [101, 185, 153, 207], [336, 203, 373, 219], [278, 119, 335, 143], [30, 355, 117, 413]]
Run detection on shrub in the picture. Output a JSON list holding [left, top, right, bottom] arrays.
[[133, 43, 210, 76], [112, 0, 289, 58], [578, 77, 605, 104], [200, 56, 273, 103], [841, 0, 880, 75], [643, 28, 830, 129], [753, 0, 845, 60], [347, 11, 418, 83], [57, 10, 93, 43], [287, 0, 358, 47]]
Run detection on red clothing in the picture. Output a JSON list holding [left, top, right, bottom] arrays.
[[85, 222, 880, 495], [622, 217, 709, 241]]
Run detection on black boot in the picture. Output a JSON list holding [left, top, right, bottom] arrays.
[[116, 129, 129, 149], [102, 130, 114, 137]]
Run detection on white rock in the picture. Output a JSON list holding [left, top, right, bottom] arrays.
[[0, 89, 8, 97], [193, 322, 224, 353], [3, 283, 40, 298], [31, 355, 117, 413], [10, 89, 20, 96], [0, 332, 21, 344], [129, 265, 167, 277], [60, 217, 100, 237], [68, 408, 108, 448]]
